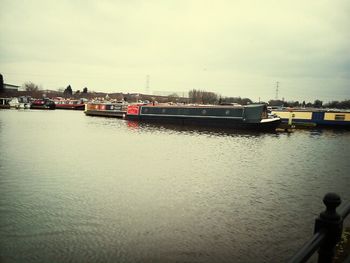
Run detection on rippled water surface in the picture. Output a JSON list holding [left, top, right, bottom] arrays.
[[1, 109, 349, 263]]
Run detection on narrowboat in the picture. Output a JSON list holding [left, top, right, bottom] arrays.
[[125, 104, 281, 131], [84, 102, 128, 118], [0, 98, 11, 109], [54, 98, 86, 110], [271, 109, 350, 128], [30, 98, 56, 110]]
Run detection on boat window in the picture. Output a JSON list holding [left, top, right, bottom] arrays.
[[335, 114, 345, 121]]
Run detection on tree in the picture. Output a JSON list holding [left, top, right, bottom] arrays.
[[64, 85, 73, 97], [314, 99, 323, 108], [293, 101, 300, 107], [24, 81, 39, 92], [340, 100, 350, 109], [0, 73, 4, 93], [306, 102, 313, 107], [324, 100, 350, 109], [188, 89, 219, 104], [241, 98, 252, 105], [268, 99, 284, 106], [83, 87, 88, 93], [169, 93, 179, 98], [201, 91, 218, 104]]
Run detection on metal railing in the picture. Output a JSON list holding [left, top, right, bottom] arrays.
[[288, 193, 350, 263]]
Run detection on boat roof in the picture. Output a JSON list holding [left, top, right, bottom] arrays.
[[141, 103, 266, 109], [271, 108, 350, 113]]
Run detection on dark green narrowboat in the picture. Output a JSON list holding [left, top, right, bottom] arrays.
[[126, 104, 280, 131]]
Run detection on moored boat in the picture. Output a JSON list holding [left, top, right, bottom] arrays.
[[8, 97, 20, 108], [9, 96, 32, 109], [54, 98, 86, 110], [271, 108, 350, 128], [84, 101, 128, 118], [0, 98, 11, 109], [30, 98, 56, 110], [125, 103, 281, 131]]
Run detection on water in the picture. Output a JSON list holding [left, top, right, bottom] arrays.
[[0, 109, 349, 263]]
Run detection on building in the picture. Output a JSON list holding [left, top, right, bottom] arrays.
[[4, 83, 20, 91]]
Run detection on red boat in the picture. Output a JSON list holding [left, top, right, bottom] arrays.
[[30, 98, 56, 110], [54, 98, 86, 110]]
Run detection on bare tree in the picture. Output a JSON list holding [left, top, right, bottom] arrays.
[[169, 93, 179, 97], [188, 89, 218, 104], [24, 82, 40, 92]]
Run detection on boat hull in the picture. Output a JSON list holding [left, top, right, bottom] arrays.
[[84, 102, 127, 118], [84, 110, 125, 118], [56, 104, 85, 110], [1, 98, 13, 109], [128, 115, 280, 131], [0, 105, 11, 109], [30, 105, 56, 110]]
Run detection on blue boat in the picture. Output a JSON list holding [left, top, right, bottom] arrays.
[[271, 109, 350, 128]]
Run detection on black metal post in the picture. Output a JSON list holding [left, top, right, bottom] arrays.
[[314, 193, 343, 263]]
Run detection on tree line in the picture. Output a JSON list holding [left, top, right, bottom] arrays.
[[1, 77, 349, 109], [62, 85, 88, 96], [21, 82, 88, 98], [188, 89, 350, 109], [188, 89, 253, 105], [268, 99, 350, 109]]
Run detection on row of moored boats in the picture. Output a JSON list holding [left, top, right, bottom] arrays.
[[1, 97, 349, 130], [0, 97, 87, 110], [1, 97, 281, 131]]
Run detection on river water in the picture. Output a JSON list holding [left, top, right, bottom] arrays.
[[0, 109, 349, 263]]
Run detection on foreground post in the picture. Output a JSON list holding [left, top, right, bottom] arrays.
[[314, 193, 343, 263]]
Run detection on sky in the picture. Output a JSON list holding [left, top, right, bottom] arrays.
[[1, 0, 349, 102]]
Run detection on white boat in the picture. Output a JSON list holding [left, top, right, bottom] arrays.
[[8, 98, 20, 108], [17, 96, 31, 109], [8, 96, 31, 109]]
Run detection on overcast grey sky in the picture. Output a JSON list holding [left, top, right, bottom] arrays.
[[1, 0, 349, 102]]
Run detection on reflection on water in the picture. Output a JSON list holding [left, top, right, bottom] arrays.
[[124, 120, 278, 138], [0, 109, 349, 263]]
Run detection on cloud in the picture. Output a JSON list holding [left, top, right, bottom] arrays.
[[1, 0, 349, 101]]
